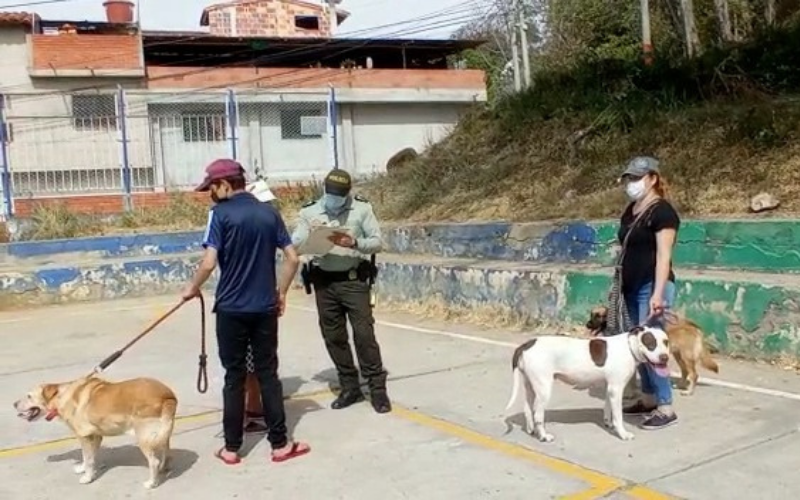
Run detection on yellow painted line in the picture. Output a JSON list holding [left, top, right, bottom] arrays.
[[1, 387, 676, 500], [0, 389, 333, 459], [392, 405, 624, 500], [623, 485, 680, 500]]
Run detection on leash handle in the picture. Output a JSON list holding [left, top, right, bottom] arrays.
[[196, 293, 209, 394]]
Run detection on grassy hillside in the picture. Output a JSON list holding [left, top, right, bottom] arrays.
[[364, 24, 800, 222]]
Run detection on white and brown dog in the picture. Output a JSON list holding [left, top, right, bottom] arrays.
[[504, 325, 671, 442], [14, 376, 178, 489]]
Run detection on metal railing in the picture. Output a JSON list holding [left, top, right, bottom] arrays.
[[0, 87, 337, 218]]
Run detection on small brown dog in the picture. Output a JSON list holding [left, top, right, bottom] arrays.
[[14, 376, 177, 489], [585, 306, 719, 395]]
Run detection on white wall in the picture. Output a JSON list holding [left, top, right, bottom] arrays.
[[341, 102, 464, 178], [0, 27, 149, 195]]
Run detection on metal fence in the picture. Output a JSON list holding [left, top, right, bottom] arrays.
[[0, 87, 337, 217]]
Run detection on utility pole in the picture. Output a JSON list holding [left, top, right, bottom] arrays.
[[517, 0, 531, 88], [640, 0, 654, 65], [509, 0, 521, 91]]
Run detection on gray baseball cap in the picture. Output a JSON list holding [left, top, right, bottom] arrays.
[[621, 156, 660, 179]]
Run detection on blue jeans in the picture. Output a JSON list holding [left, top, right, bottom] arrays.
[[624, 281, 676, 406]]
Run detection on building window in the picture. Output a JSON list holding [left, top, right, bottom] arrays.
[[295, 15, 320, 30], [280, 109, 325, 140], [181, 114, 227, 142], [72, 94, 117, 130]]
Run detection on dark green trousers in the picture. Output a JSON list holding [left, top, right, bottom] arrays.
[[313, 279, 387, 392]]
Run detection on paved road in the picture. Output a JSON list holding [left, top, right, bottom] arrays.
[[2, 294, 800, 500]]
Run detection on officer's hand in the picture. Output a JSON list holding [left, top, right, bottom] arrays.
[[328, 231, 355, 248]]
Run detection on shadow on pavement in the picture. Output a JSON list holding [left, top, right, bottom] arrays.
[[46, 445, 199, 484]]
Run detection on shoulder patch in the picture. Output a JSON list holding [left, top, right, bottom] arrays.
[[301, 199, 316, 208], [354, 194, 370, 203]]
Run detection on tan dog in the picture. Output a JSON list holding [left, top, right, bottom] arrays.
[[14, 376, 177, 489], [585, 306, 719, 395]]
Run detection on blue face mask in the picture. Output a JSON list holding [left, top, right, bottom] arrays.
[[323, 194, 348, 214]]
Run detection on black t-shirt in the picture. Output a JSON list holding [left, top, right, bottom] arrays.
[[617, 199, 680, 294]]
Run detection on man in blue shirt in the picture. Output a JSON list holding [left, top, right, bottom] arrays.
[[181, 159, 310, 465]]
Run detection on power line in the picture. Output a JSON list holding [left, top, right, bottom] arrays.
[[1, 2, 482, 98], [3, 8, 485, 130]]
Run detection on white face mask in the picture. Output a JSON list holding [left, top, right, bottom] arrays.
[[625, 179, 647, 201]]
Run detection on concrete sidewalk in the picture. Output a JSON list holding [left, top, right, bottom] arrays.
[[1, 295, 799, 500]]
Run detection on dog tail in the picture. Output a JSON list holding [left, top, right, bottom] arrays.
[[700, 348, 719, 374], [504, 365, 525, 414]]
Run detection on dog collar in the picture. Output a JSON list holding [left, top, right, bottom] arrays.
[[44, 409, 59, 421]]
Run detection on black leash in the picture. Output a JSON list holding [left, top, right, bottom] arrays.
[[90, 294, 209, 394]]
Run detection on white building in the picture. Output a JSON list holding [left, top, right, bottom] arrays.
[[0, 1, 487, 216]]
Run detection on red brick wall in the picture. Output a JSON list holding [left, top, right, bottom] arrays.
[[207, 0, 334, 38], [13, 186, 308, 217], [147, 67, 487, 90], [31, 34, 143, 70]]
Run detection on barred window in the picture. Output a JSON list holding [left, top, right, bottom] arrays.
[[181, 114, 227, 142], [72, 94, 117, 130]]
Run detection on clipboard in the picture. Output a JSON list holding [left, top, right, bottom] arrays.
[[297, 226, 353, 256]]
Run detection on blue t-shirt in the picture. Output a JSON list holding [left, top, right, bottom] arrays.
[[202, 192, 292, 313]]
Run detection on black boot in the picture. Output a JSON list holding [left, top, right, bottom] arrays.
[[331, 389, 365, 410], [370, 390, 392, 414]]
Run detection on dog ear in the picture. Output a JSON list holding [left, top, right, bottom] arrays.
[[629, 326, 645, 335], [41, 384, 59, 403], [589, 339, 608, 367]]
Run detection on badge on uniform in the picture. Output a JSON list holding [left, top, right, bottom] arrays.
[[348, 269, 357, 281]]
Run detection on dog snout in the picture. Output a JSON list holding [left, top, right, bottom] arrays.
[[659, 353, 669, 364]]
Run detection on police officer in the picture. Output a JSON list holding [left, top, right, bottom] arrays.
[[292, 169, 391, 414]]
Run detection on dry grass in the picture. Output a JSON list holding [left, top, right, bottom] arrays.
[[363, 96, 800, 223], [16, 182, 325, 241]]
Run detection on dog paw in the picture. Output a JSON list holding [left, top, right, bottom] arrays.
[[537, 433, 555, 443], [143, 479, 158, 489], [603, 417, 613, 429], [78, 473, 96, 485], [617, 430, 636, 441], [680, 389, 694, 396], [73, 464, 86, 475]]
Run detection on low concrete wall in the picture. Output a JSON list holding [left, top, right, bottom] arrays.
[[383, 219, 800, 273], [0, 231, 202, 263], [2, 249, 799, 360]]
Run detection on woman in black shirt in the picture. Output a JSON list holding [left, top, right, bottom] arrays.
[[615, 156, 680, 430]]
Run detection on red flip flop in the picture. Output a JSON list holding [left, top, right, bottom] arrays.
[[215, 447, 241, 465], [271, 442, 311, 463]]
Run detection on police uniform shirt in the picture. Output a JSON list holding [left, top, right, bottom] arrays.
[[291, 195, 382, 272]]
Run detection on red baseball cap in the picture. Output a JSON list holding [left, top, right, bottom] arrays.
[[195, 159, 246, 192]]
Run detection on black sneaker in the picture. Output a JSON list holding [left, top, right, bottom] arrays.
[[640, 411, 678, 430], [370, 391, 392, 414], [330, 389, 365, 410], [623, 401, 657, 416]]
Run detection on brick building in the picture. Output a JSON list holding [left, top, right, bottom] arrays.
[[201, 0, 349, 38], [0, 1, 486, 217]]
